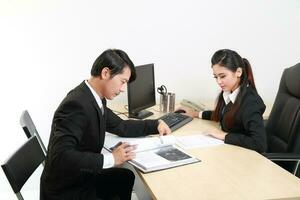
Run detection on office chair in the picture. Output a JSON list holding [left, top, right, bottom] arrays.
[[1, 136, 46, 200], [20, 110, 47, 155], [263, 63, 300, 178]]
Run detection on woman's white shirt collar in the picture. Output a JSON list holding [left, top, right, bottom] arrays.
[[223, 86, 240, 105]]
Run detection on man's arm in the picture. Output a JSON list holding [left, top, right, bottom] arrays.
[[105, 107, 171, 137]]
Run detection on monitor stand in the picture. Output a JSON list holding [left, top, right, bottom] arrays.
[[129, 110, 153, 119]]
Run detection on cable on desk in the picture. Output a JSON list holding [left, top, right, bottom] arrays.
[[111, 105, 129, 117], [149, 107, 160, 113]]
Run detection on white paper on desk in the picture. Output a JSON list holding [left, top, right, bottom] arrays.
[[104, 133, 176, 152], [176, 134, 224, 149], [105, 133, 200, 173], [132, 150, 170, 169], [130, 145, 198, 172]]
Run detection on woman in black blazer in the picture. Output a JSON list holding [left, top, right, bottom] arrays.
[[180, 49, 267, 153]]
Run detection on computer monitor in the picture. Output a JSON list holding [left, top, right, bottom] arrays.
[[127, 63, 156, 119]]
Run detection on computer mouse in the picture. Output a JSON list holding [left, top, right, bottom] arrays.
[[174, 109, 186, 114]]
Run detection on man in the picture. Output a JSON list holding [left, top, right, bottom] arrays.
[[40, 49, 171, 200]]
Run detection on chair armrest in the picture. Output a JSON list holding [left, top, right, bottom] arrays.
[[262, 152, 300, 161], [263, 153, 300, 176]]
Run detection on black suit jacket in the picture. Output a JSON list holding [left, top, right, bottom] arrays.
[[40, 81, 158, 199], [202, 86, 267, 153]]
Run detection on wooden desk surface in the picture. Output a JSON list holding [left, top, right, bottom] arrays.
[[108, 103, 300, 200]]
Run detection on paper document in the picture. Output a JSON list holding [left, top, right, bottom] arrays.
[[105, 133, 176, 152], [131, 146, 195, 172], [104, 133, 200, 173], [176, 134, 224, 149]]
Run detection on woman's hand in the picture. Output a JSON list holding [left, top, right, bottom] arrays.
[[204, 128, 228, 141], [157, 119, 172, 136], [176, 106, 199, 118]]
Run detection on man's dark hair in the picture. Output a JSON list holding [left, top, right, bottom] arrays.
[[91, 49, 136, 82]]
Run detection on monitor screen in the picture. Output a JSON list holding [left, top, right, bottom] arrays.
[[127, 63, 156, 119]]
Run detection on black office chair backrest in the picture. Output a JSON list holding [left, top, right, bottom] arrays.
[[265, 63, 300, 153], [1, 136, 45, 200], [20, 110, 47, 155]]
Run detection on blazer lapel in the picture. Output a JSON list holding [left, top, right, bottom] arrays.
[[78, 81, 106, 148]]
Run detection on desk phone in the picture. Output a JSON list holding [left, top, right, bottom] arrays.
[[180, 99, 205, 111]]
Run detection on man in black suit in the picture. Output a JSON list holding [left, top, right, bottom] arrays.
[[40, 49, 171, 200]]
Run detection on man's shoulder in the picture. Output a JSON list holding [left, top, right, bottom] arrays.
[[66, 82, 91, 100], [57, 82, 93, 110]]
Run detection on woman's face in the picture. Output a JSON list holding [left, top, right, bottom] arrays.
[[212, 64, 242, 92]]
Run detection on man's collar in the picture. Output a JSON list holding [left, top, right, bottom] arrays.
[[85, 80, 103, 109]]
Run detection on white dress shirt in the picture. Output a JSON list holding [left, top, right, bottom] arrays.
[[85, 80, 115, 168], [222, 86, 240, 105]]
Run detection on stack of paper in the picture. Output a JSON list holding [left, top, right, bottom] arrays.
[[104, 133, 200, 173]]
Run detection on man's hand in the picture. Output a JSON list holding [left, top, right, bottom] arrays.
[[112, 142, 136, 166], [157, 119, 172, 136]]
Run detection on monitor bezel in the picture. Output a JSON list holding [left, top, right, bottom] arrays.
[[127, 63, 156, 118]]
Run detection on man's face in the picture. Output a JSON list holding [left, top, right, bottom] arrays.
[[102, 66, 131, 100]]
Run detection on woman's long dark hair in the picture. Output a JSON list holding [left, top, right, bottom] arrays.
[[211, 49, 256, 128]]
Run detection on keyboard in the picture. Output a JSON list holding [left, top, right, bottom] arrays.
[[158, 112, 193, 131]]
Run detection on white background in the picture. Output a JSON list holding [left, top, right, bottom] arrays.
[[0, 0, 299, 198]]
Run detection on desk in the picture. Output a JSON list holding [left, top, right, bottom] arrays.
[[108, 103, 300, 200]]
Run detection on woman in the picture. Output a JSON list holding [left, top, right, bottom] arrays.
[[181, 49, 267, 153]]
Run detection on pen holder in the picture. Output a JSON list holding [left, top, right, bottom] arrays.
[[168, 92, 175, 112], [159, 94, 168, 112], [159, 93, 175, 113]]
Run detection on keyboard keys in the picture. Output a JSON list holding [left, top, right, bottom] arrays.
[[159, 113, 193, 131]]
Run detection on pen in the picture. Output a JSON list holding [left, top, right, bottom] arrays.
[[159, 136, 164, 144], [109, 141, 123, 151]]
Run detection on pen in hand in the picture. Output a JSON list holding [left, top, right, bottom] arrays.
[[159, 136, 164, 144], [109, 141, 123, 151]]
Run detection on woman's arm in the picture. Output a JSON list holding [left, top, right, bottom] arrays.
[[179, 107, 213, 120], [224, 100, 267, 153]]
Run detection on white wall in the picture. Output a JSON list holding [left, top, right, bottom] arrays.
[[0, 0, 299, 198]]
